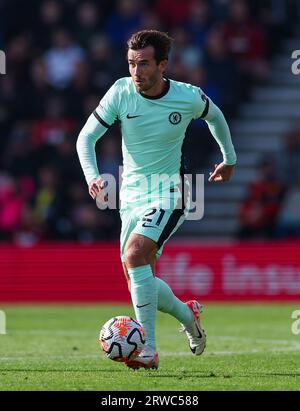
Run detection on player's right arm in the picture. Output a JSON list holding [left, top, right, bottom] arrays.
[[76, 81, 120, 199], [76, 113, 108, 199]]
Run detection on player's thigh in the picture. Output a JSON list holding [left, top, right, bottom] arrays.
[[125, 232, 157, 257], [120, 208, 138, 263], [133, 206, 187, 259], [120, 207, 158, 263]]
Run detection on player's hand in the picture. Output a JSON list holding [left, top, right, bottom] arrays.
[[88, 177, 108, 201], [208, 162, 235, 183]]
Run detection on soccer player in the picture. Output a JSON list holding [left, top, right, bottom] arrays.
[[77, 30, 236, 370]]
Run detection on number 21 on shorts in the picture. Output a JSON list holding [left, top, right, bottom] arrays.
[[141, 208, 166, 228]]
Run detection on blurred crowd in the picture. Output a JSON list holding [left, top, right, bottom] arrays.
[[0, 0, 299, 245], [238, 120, 300, 240]]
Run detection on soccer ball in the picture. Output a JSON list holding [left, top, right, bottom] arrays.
[[99, 316, 145, 362]]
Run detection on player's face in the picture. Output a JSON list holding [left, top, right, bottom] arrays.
[[128, 46, 167, 94]]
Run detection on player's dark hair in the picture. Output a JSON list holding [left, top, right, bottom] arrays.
[[127, 30, 173, 63]]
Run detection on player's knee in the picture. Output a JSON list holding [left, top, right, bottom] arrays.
[[124, 244, 146, 267]]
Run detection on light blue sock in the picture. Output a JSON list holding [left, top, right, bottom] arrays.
[[128, 265, 157, 351], [156, 277, 193, 326]]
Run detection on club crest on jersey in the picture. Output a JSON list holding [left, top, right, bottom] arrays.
[[169, 112, 182, 125]]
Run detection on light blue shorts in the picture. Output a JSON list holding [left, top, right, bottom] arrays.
[[120, 187, 189, 262]]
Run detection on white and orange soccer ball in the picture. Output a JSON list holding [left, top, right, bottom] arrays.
[[99, 316, 145, 362]]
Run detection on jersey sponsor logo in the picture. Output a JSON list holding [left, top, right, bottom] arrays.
[[169, 112, 182, 125], [126, 114, 142, 119]]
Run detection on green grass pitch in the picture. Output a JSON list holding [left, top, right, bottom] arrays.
[[0, 303, 299, 391]]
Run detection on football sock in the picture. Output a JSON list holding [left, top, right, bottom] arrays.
[[156, 277, 193, 326], [128, 265, 157, 351]]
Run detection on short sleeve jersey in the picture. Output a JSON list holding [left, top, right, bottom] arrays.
[[94, 77, 208, 206]]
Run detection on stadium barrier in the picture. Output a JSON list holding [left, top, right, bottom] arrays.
[[0, 241, 300, 302]]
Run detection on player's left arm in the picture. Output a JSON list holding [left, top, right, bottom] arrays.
[[193, 90, 237, 182], [204, 101, 236, 182]]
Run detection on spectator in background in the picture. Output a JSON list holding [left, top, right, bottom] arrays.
[[31, 96, 76, 147], [43, 29, 85, 89], [276, 172, 300, 238], [65, 60, 93, 120], [7, 33, 32, 85], [55, 135, 83, 183], [155, 0, 193, 27], [257, 0, 288, 56], [203, 26, 240, 117], [238, 159, 284, 239], [70, 203, 119, 242], [281, 120, 300, 184], [0, 172, 35, 241], [167, 55, 188, 83], [88, 35, 124, 94], [20, 58, 55, 120], [169, 26, 202, 73], [65, 179, 121, 243], [33, 165, 64, 239], [222, 0, 268, 87], [105, 0, 143, 48], [35, 0, 65, 50], [211, 0, 230, 21], [186, 65, 219, 103], [184, 0, 211, 49], [56, 181, 89, 241], [2, 122, 38, 179], [82, 94, 101, 119], [140, 11, 163, 32], [76, 2, 102, 48], [0, 1, 4, 49], [13, 203, 42, 246], [0, 175, 26, 240]]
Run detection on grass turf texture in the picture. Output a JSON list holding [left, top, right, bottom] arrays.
[[0, 304, 299, 391]]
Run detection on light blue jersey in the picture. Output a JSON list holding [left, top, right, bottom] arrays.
[[94, 77, 209, 206], [77, 76, 236, 209]]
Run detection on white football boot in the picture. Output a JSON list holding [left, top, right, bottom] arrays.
[[125, 346, 159, 370], [180, 300, 206, 355]]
